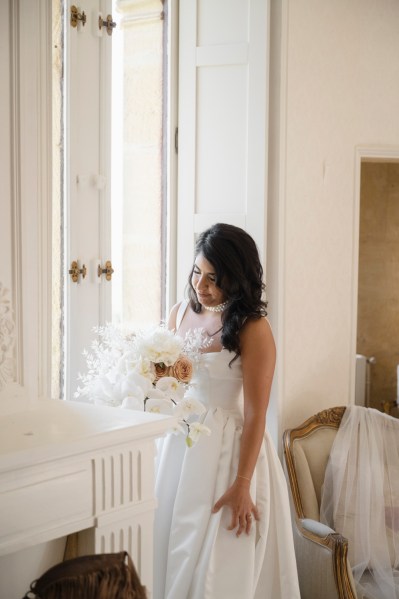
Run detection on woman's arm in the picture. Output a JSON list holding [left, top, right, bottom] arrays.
[[212, 317, 276, 536], [238, 317, 276, 479]]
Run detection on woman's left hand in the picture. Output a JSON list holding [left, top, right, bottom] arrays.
[[212, 478, 259, 537]]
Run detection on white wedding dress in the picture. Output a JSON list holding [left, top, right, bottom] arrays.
[[153, 308, 300, 599]]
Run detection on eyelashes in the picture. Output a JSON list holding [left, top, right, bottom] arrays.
[[192, 269, 216, 283]]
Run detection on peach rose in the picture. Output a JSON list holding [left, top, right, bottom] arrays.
[[154, 362, 171, 381], [171, 356, 193, 383]]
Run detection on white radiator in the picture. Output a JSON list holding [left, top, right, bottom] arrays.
[[355, 354, 375, 407]]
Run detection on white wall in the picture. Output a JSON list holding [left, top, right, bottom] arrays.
[[269, 0, 399, 430]]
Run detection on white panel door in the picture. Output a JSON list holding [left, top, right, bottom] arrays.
[[176, 0, 270, 297], [65, 0, 112, 399]]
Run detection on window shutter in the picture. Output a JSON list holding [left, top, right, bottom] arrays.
[[176, 0, 270, 297]]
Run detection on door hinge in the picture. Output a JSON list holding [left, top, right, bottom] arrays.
[[174, 127, 178, 154]]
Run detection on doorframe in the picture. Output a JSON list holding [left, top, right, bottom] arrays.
[[351, 145, 399, 404]]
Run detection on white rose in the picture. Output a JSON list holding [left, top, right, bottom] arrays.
[[136, 327, 184, 366]]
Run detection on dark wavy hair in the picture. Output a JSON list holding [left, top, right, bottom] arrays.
[[187, 223, 268, 360]]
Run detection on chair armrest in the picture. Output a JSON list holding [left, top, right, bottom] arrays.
[[301, 518, 335, 537], [292, 518, 357, 599]]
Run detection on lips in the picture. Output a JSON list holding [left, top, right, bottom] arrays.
[[197, 292, 210, 301]]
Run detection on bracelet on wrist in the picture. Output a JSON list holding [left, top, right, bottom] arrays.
[[236, 474, 251, 482]]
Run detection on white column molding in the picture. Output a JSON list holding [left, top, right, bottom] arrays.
[[8, 0, 52, 400]]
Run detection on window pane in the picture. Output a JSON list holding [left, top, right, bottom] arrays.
[[111, 1, 166, 328]]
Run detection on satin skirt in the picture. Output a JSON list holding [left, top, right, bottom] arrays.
[[153, 407, 300, 599]]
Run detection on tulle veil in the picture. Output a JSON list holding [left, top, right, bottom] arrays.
[[320, 406, 399, 599]]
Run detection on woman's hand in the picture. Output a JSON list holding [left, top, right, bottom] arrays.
[[212, 478, 259, 537]]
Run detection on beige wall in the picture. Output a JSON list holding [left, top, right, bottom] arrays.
[[268, 0, 399, 430], [357, 162, 399, 410]]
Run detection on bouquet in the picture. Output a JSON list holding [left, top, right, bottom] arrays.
[[75, 323, 212, 446]]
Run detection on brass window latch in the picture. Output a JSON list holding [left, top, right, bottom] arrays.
[[69, 261, 87, 283], [97, 260, 114, 281], [70, 5, 87, 28], [98, 14, 117, 36]]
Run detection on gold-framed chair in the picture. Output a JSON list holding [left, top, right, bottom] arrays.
[[283, 407, 357, 599]]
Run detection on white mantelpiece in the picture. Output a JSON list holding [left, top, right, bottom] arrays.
[[0, 397, 173, 597]]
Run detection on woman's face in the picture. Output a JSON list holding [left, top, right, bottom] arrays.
[[192, 253, 226, 308]]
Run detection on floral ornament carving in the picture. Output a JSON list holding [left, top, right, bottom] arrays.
[[315, 406, 346, 426], [0, 282, 15, 390]]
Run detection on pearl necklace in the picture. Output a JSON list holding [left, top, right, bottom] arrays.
[[202, 300, 229, 313]]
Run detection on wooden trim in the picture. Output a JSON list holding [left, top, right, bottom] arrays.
[[283, 406, 357, 599], [283, 406, 346, 518], [295, 521, 356, 599]]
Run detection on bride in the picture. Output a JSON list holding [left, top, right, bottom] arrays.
[[154, 223, 300, 599]]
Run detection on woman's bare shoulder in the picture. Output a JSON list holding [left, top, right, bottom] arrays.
[[241, 315, 273, 335], [240, 317, 275, 352], [167, 301, 183, 331]]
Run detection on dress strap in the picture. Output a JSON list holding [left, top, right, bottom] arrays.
[[176, 300, 189, 331]]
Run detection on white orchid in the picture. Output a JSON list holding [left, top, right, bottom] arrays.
[[155, 376, 186, 402], [186, 422, 211, 446], [169, 422, 187, 435], [146, 397, 175, 415], [89, 371, 147, 408], [146, 387, 167, 400], [174, 396, 206, 420]]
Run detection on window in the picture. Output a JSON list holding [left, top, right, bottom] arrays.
[[52, 0, 170, 398], [111, 0, 168, 327]]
